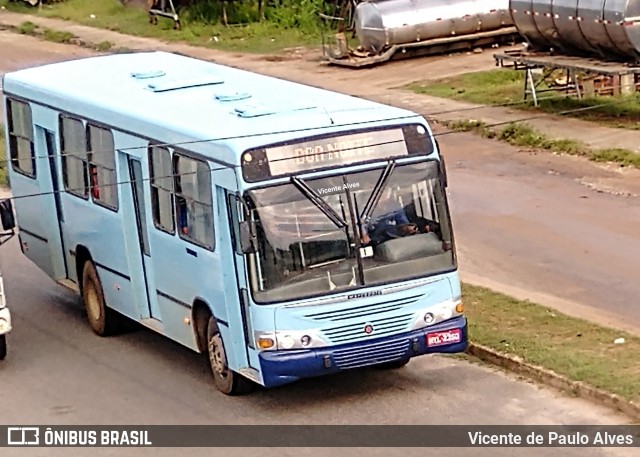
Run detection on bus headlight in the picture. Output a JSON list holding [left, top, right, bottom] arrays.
[[424, 312, 435, 324], [280, 335, 295, 349], [254, 330, 327, 350], [413, 299, 462, 330]]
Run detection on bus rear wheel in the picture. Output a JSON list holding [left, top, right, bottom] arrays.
[[206, 316, 253, 395], [82, 261, 122, 336], [0, 335, 6, 360]]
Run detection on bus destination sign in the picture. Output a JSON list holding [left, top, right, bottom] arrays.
[[263, 128, 407, 177]]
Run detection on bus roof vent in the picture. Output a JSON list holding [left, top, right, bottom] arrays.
[[233, 102, 317, 118], [145, 74, 224, 92], [214, 89, 252, 102], [130, 70, 166, 80]]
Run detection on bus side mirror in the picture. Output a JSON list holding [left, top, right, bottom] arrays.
[[239, 220, 257, 254], [0, 199, 15, 231], [439, 155, 448, 188]]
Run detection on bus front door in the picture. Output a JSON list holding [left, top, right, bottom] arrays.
[[126, 156, 161, 320]]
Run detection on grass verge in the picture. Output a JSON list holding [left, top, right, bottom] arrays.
[[409, 69, 640, 130], [462, 283, 640, 405], [444, 119, 640, 169], [0, 0, 320, 54]]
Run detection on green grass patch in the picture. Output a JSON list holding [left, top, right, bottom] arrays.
[[0, 126, 7, 188], [443, 119, 640, 169], [42, 27, 75, 43], [410, 69, 640, 130], [463, 283, 640, 404], [0, 0, 322, 54], [17, 20, 38, 35]]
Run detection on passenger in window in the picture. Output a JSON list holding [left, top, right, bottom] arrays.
[[177, 197, 189, 235], [89, 165, 100, 199]]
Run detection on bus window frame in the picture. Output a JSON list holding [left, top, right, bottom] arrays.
[[172, 149, 215, 252], [59, 114, 90, 200], [6, 98, 37, 180], [86, 122, 119, 213], [148, 143, 177, 236]]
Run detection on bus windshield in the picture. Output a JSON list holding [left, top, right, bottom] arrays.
[[245, 160, 455, 303]]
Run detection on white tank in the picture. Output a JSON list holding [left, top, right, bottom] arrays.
[[354, 0, 515, 53]]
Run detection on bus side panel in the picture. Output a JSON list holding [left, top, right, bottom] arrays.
[[61, 169, 136, 320], [148, 183, 236, 357], [9, 104, 66, 280]]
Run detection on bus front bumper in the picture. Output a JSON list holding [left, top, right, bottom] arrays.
[[258, 315, 467, 388], [0, 307, 12, 336]]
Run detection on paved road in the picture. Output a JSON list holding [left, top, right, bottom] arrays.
[[0, 239, 636, 457], [1, 30, 639, 333]]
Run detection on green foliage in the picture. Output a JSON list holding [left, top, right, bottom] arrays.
[[0, 0, 323, 53], [17, 20, 38, 34], [42, 28, 75, 43], [263, 0, 324, 31]]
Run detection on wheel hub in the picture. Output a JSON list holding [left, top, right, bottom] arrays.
[[209, 334, 227, 377]]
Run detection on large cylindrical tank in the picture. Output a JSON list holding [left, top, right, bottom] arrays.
[[509, 0, 640, 60], [355, 0, 515, 53]]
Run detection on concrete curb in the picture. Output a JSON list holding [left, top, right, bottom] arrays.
[[466, 342, 640, 423]]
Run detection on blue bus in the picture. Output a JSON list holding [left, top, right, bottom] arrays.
[[2, 51, 467, 394]]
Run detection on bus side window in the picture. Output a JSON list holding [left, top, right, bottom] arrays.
[[173, 153, 214, 250], [86, 124, 117, 210], [149, 144, 175, 233], [60, 115, 89, 198]]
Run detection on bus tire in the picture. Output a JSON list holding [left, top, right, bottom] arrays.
[[82, 261, 121, 337], [376, 359, 410, 370], [0, 335, 6, 360], [206, 316, 254, 395]]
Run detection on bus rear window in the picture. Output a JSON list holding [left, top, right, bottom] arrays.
[[7, 99, 35, 178]]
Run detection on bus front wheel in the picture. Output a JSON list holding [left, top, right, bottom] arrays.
[[0, 335, 6, 360], [82, 261, 122, 337], [206, 316, 253, 395]]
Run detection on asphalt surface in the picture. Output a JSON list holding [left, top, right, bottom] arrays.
[[0, 238, 636, 457], [0, 28, 639, 457]]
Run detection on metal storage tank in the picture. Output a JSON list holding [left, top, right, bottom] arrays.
[[354, 0, 515, 53], [509, 0, 640, 60]]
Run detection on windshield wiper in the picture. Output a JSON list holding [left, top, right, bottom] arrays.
[[290, 176, 347, 229], [359, 160, 396, 223]]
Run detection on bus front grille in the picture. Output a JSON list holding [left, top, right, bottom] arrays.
[[322, 313, 415, 344], [303, 294, 422, 322], [332, 338, 410, 369]]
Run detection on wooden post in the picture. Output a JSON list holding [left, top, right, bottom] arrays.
[[620, 73, 634, 95]]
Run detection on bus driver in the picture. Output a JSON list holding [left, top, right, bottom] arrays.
[[360, 188, 420, 246]]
